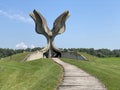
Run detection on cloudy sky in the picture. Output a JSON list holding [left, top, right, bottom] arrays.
[[0, 0, 120, 49]]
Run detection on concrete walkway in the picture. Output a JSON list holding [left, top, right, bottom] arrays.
[[52, 58, 107, 90]]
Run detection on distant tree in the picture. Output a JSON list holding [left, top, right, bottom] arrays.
[[112, 49, 120, 57], [63, 48, 68, 52], [31, 47, 42, 51], [62, 48, 120, 58]]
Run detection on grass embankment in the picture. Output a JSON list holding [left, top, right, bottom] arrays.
[[1, 52, 29, 62], [61, 53, 120, 90], [78, 52, 97, 61], [0, 53, 62, 90]]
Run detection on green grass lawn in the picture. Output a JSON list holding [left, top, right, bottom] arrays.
[[0, 52, 29, 62], [61, 57, 120, 90], [0, 53, 62, 90]]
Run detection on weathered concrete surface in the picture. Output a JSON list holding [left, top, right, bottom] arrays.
[[26, 51, 43, 61], [30, 10, 70, 58], [52, 58, 107, 90]]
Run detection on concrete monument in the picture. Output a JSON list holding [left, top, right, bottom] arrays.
[[30, 10, 70, 58]]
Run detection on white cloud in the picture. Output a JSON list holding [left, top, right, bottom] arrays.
[[30, 44, 35, 49], [0, 9, 33, 24], [15, 42, 28, 49], [15, 42, 36, 49]]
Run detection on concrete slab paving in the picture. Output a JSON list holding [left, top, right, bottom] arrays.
[[52, 58, 107, 90]]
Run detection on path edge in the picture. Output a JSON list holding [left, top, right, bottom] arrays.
[[52, 58, 65, 90]]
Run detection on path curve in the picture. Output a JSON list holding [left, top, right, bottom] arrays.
[[52, 58, 107, 90]]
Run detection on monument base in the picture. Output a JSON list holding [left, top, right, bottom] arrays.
[[61, 52, 87, 60], [43, 49, 61, 58]]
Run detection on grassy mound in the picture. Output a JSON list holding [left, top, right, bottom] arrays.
[[1, 52, 29, 62], [61, 56, 120, 90], [78, 52, 97, 61], [0, 53, 62, 90]]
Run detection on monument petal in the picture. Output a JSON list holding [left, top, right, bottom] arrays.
[[52, 10, 70, 36]]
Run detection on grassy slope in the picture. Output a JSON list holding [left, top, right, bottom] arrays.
[[78, 52, 97, 61], [0, 53, 62, 90], [61, 53, 120, 90], [1, 52, 29, 62]]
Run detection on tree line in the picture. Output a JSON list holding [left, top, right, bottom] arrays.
[[0, 47, 42, 59], [62, 48, 120, 58], [1, 47, 120, 59]]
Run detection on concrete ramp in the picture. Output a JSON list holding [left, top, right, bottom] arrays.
[[26, 51, 43, 61]]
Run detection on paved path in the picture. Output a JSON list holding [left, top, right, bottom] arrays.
[[52, 58, 107, 90]]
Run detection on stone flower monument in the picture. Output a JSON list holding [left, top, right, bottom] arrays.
[[30, 10, 70, 58]]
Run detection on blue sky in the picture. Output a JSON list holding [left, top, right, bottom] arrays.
[[0, 0, 120, 49]]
